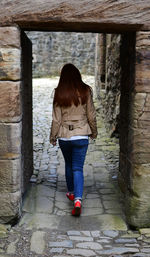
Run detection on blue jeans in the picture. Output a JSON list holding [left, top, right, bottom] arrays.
[[58, 139, 89, 200]]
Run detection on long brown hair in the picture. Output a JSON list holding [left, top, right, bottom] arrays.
[[54, 63, 90, 107]]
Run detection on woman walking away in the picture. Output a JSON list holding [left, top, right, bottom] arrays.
[[50, 63, 97, 216]]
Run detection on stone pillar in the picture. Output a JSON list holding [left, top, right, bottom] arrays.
[[0, 27, 22, 223], [100, 33, 106, 90], [95, 34, 106, 98], [95, 34, 101, 99], [119, 32, 150, 227], [95, 33, 106, 99]]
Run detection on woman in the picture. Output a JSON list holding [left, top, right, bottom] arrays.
[[50, 63, 97, 216]]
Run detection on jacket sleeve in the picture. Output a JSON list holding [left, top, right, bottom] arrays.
[[86, 89, 98, 139], [50, 103, 62, 144]]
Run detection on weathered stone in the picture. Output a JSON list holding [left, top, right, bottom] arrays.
[[0, 191, 21, 223], [97, 247, 139, 255], [0, 48, 21, 80], [83, 198, 102, 208], [55, 201, 72, 210], [36, 184, 55, 198], [136, 32, 150, 48], [0, 1, 150, 31], [86, 193, 100, 199], [115, 238, 137, 244], [76, 242, 102, 250], [50, 248, 64, 253], [131, 93, 147, 119], [69, 236, 93, 242], [125, 243, 139, 247], [0, 27, 20, 48], [121, 232, 140, 238], [7, 239, 18, 254], [0, 81, 21, 122], [131, 153, 150, 164], [119, 31, 150, 228], [0, 122, 21, 158], [22, 185, 36, 213], [67, 231, 81, 236], [97, 34, 121, 134], [30, 231, 45, 254], [55, 191, 67, 202], [100, 189, 115, 195], [0, 225, 7, 233], [67, 248, 96, 256], [0, 159, 21, 192], [27, 31, 96, 77], [49, 240, 73, 248], [36, 196, 53, 214], [19, 213, 60, 229], [139, 228, 150, 234], [103, 230, 119, 238], [91, 231, 100, 237], [141, 248, 150, 253], [97, 238, 111, 243], [52, 255, 70, 257], [103, 201, 122, 210], [133, 254, 150, 257], [82, 208, 103, 216], [81, 231, 91, 236], [126, 192, 150, 228]]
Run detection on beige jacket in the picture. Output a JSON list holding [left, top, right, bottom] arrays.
[[50, 89, 97, 143]]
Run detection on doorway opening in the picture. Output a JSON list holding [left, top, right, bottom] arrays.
[[20, 30, 135, 229]]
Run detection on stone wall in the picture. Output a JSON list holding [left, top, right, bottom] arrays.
[[0, 27, 22, 223], [95, 34, 121, 137], [119, 32, 150, 227], [26, 31, 96, 77]]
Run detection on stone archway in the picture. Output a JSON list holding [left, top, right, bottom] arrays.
[[0, 0, 150, 227]]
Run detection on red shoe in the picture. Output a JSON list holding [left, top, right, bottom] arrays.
[[72, 200, 81, 216], [66, 192, 75, 201]]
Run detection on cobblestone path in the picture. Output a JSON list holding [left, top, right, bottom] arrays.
[[0, 77, 150, 256]]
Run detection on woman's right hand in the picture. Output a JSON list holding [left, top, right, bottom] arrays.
[[52, 140, 57, 146]]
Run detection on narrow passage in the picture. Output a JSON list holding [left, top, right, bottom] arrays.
[[0, 78, 149, 257], [21, 76, 126, 230]]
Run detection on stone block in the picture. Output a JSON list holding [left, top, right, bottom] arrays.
[[30, 231, 45, 254], [128, 129, 150, 153], [139, 111, 150, 121], [146, 93, 150, 106], [0, 191, 21, 223], [36, 196, 53, 214], [67, 249, 96, 256], [136, 51, 150, 68], [131, 153, 150, 164], [136, 69, 150, 80], [131, 93, 146, 119], [83, 198, 102, 208], [126, 192, 150, 228], [0, 48, 21, 80], [0, 81, 21, 122], [132, 171, 150, 198], [132, 140, 150, 153], [0, 159, 21, 193], [135, 78, 150, 93], [137, 120, 150, 129], [126, 161, 150, 227], [136, 32, 150, 48], [0, 27, 20, 48], [0, 122, 21, 158]]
